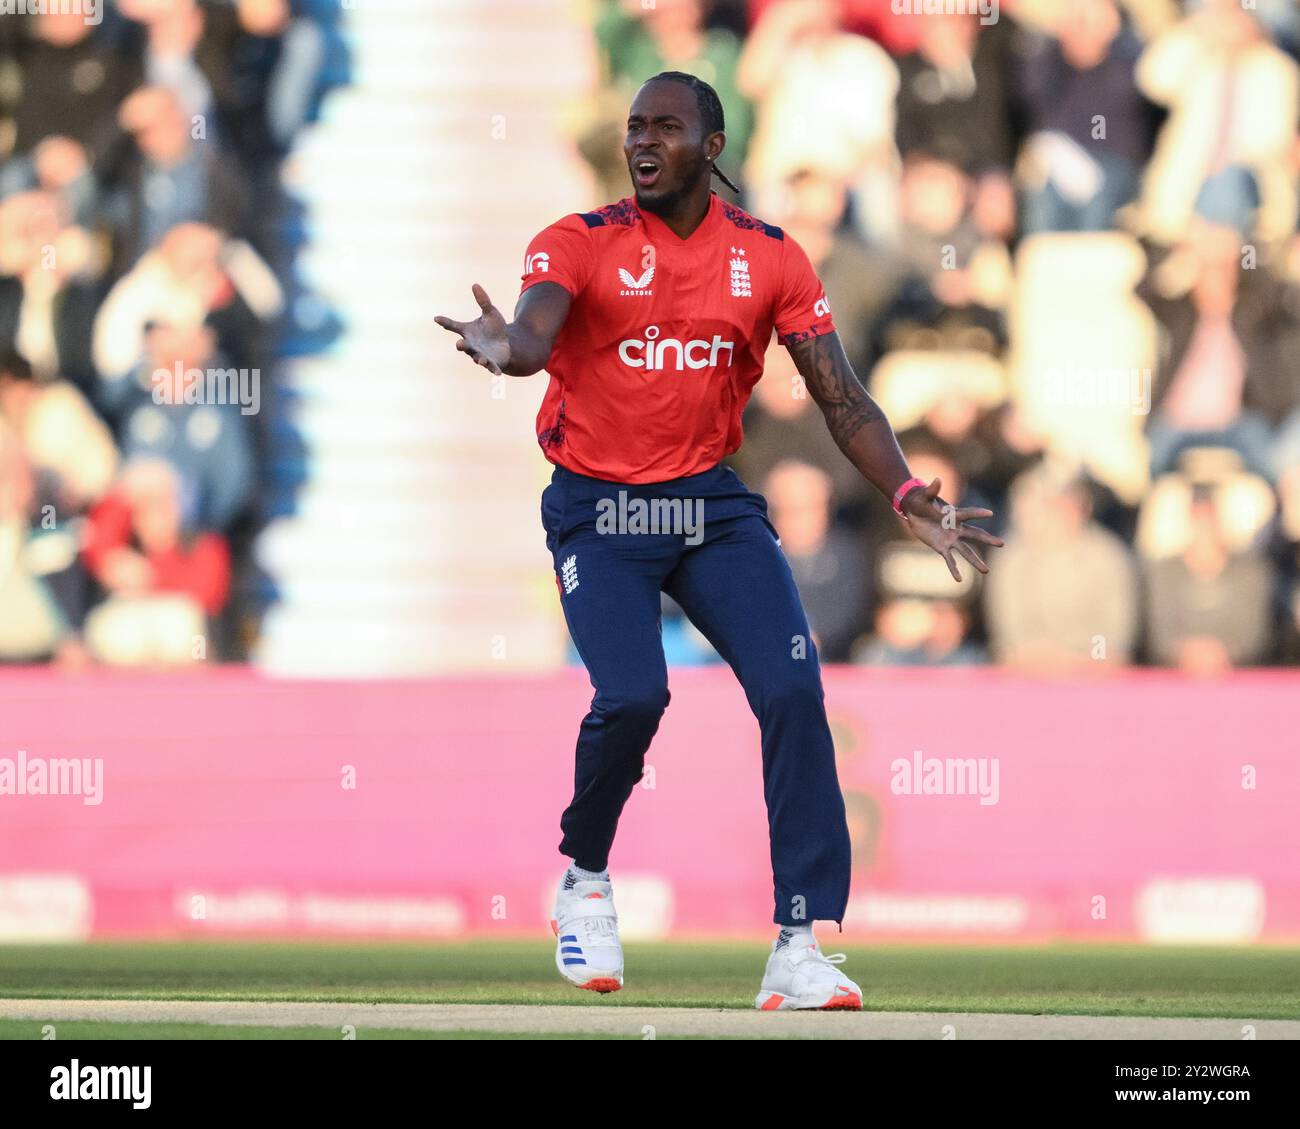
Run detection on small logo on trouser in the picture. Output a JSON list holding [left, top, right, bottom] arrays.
[[560, 555, 579, 594]]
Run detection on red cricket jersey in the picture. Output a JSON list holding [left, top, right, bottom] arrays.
[[518, 191, 835, 483]]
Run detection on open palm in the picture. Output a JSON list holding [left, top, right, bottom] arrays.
[[434, 283, 511, 375], [900, 477, 1004, 582]]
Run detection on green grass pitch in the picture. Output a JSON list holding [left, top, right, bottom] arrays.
[[0, 1019, 644, 1041], [1, 940, 1297, 1033]]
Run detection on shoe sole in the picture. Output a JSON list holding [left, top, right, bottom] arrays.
[[755, 989, 862, 1011], [551, 918, 622, 994], [576, 977, 622, 994]]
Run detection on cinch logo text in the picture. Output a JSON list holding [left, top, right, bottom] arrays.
[[618, 325, 735, 372]]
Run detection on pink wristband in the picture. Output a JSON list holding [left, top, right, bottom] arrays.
[[892, 476, 927, 517]]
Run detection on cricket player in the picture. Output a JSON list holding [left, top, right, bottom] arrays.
[[436, 72, 1000, 1010]]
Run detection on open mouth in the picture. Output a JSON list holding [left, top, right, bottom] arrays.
[[633, 157, 662, 189]]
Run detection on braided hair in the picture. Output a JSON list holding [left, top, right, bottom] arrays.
[[643, 70, 741, 193]]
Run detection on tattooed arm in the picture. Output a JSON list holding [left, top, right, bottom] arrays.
[[784, 330, 910, 499], [785, 330, 1002, 580]]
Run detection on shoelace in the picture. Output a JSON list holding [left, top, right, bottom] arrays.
[[801, 949, 847, 967], [790, 945, 849, 980]]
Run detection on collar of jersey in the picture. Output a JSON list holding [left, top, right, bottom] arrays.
[[633, 190, 723, 246]]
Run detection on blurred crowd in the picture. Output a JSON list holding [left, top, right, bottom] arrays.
[[0, 1, 340, 667], [578, 0, 1300, 674], [7, 0, 1300, 677]]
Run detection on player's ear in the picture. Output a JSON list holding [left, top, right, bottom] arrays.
[[706, 131, 726, 164]]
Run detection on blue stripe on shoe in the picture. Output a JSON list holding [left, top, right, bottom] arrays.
[[560, 946, 583, 954], [560, 934, 577, 942], [562, 958, 588, 966]]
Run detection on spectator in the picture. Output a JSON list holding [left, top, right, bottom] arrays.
[[115, 0, 325, 245], [0, 190, 104, 393], [0, 134, 105, 231], [746, 0, 924, 54], [1139, 222, 1300, 479], [0, 425, 91, 665], [894, 10, 1022, 241], [770, 167, 899, 375], [738, 0, 898, 236], [225, 0, 329, 161], [1136, 0, 1299, 243], [0, 0, 336, 667], [0, 8, 142, 172], [1016, 0, 1158, 233], [0, 351, 118, 514], [1145, 490, 1275, 672], [117, 0, 227, 124], [964, 401, 1047, 534], [82, 457, 232, 665], [103, 85, 253, 270], [853, 540, 985, 665], [763, 459, 869, 661], [984, 464, 1139, 670], [93, 221, 279, 416], [896, 396, 1005, 525], [871, 153, 1009, 357], [118, 323, 256, 533]]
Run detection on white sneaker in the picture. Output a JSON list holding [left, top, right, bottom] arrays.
[[754, 936, 863, 1011], [550, 874, 623, 994]]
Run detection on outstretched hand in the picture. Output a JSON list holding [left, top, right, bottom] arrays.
[[899, 477, 1004, 582], [434, 283, 510, 375]]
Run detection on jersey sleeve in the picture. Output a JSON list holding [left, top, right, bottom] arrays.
[[773, 232, 836, 346], [520, 214, 597, 298]]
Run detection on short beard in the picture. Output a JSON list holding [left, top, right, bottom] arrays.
[[633, 158, 710, 216]]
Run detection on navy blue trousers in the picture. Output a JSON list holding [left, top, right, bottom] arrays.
[[541, 462, 851, 927]]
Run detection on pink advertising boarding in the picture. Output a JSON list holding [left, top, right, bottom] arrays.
[[0, 668, 1295, 942]]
